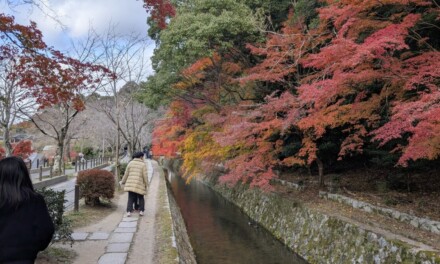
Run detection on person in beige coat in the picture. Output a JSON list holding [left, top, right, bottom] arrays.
[[119, 152, 148, 217]]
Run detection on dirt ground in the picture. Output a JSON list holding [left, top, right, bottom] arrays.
[[278, 169, 440, 250]]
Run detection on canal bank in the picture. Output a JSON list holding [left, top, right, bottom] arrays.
[[162, 159, 440, 264], [163, 164, 305, 264]]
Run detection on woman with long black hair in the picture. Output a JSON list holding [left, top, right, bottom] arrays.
[[0, 156, 54, 264]]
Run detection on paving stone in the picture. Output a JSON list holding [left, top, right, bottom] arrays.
[[122, 217, 138, 222], [71, 232, 88, 241], [89, 232, 110, 240], [118, 221, 137, 228], [109, 232, 134, 243], [114, 227, 136, 233], [106, 243, 131, 253], [98, 253, 127, 264]]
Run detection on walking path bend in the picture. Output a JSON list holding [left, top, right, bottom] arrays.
[[64, 159, 175, 264]]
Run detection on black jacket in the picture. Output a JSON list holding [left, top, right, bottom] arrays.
[[0, 193, 55, 263]]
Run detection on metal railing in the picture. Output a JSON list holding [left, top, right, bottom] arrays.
[[74, 156, 113, 172]]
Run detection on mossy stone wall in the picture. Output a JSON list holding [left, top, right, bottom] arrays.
[[163, 159, 439, 263], [212, 184, 440, 264], [161, 165, 197, 264]]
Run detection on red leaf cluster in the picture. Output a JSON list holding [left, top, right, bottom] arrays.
[[1, 14, 114, 111], [142, 0, 176, 29]]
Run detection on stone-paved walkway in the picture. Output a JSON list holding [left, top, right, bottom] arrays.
[[70, 216, 138, 264], [69, 159, 156, 264]]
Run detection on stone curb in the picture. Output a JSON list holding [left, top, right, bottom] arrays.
[[319, 191, 440, 234], [33, 175, 68, 190]]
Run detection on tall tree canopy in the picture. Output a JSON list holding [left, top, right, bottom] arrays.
[[145, 0, 440, 189]]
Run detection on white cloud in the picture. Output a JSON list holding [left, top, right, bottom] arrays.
[[54, 0, 148, 38], [2, 0, 150, 49], [2, 0, 154, 77]]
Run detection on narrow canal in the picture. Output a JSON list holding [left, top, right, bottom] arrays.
[[167, 171, 307, 264]]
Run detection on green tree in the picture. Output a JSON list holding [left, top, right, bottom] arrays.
[[140, 0, 261, 108]]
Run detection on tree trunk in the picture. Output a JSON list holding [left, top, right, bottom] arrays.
[[127, 142, 134, 158], [317, 157, 324, 188], [115, 101, 120, 181], [307, 164, 312, 177], [66, 138, 72, 162], [54, 140, 65, 174], [3, 128, 13, 157]]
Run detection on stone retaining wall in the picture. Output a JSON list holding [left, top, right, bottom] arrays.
[[212, 183, 440, 264], [163, 159, 439, 263], [33, 175, 68, 189], [273, 179, 304, 190], [319, 191, 440, 235]]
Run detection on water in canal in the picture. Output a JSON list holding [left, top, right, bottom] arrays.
[[167, 171, 307, 264]]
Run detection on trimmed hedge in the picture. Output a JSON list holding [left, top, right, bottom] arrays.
[[77, 169, 115, 206], [36, 188, 73, 244]]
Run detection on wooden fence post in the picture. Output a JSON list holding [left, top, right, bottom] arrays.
[[74, 184, 79, 212], [39, 166, 43, 181]]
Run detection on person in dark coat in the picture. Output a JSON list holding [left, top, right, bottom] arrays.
[[0, 156, 55, 264]]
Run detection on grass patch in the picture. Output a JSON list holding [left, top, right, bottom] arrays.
[[154, 169, 179, 263], [35, 246, 76, 264], [66, 196, 118, 229]]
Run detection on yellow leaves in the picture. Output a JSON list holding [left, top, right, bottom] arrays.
[[181, 126, 233, 182], [191, 105, 217, 120], [281, 156, 305, 166]]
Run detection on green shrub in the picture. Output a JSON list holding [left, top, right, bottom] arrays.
[[376, 181, 388, 193], [77, 169, 115, 206], [36, 188, 73, 244], [119, 163, 128, 178], [384, 196, 398, 206]]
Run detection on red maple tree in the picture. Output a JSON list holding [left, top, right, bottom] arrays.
[[142, 0, 176, 29], [221, 0, 439, 187], [149, 0, 440, 190], [151, 101, 192, 157], [1, 14, 113, 168], [0, 140, 32, 160]]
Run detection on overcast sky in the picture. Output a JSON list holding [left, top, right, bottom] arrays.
[[1, 0, 151, 49]]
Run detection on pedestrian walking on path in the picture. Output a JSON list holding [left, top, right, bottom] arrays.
[[0, 156, 55, 264], [68, 159, 162, 264], [119, 152, 148, 217]]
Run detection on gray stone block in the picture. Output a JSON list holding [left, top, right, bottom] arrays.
[[107, 243, 131, 253], [114, 227, 137, 233], [89, 232, 110, 240], [410, 219, 419, 228], [122, 217, 138, 222], [71, 232, 88, 241], [118, 221, 137, 228], [98, 253, 127, 264], [109, 232, 134, 243]]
